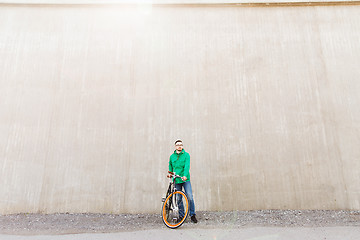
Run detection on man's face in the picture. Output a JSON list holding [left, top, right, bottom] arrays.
[[175, 142, 183, 151]]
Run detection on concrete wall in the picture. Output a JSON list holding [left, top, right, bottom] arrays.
[[0, 3, 360, 214]]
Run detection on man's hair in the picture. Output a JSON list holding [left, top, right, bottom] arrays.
[[174, 139, 183, 145]]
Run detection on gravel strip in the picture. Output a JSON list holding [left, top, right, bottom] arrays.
[[1, 210, 359, 235]]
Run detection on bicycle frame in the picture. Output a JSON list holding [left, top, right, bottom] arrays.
[[163, 173, 179, 215]]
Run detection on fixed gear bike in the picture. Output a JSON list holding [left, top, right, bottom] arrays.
[[161, 171, 189, 229]]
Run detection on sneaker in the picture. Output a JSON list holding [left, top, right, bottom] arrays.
[[191, 215, 198, 223]]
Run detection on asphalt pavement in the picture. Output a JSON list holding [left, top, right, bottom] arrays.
[[1, 226, 360, 240]]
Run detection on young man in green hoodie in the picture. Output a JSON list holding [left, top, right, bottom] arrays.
[[168, 139, 198, 223]]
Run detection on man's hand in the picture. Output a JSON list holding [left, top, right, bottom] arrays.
[[181, 176, 187, 181], [167, 174, 172, 178]]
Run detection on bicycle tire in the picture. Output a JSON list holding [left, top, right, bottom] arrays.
[[161, 190, 189, 229]]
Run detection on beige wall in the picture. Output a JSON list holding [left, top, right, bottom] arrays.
[[0, 4, 360, 214]]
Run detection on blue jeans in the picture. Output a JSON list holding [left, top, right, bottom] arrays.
[[175, 181, 196, 217]]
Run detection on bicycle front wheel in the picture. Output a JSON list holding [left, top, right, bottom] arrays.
[[161, 190, 189, 229]]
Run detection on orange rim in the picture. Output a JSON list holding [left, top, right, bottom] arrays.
[[162, 191, 189, 228]]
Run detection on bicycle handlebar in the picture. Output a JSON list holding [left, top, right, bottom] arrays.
[[168, 171, 182, 178]]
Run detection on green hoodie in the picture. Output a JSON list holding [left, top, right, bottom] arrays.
[[169, 149, 190, 184]]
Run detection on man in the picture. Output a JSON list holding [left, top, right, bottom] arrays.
[[168, 139, 198, 223]]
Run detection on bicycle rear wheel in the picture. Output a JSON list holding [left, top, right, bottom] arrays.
[[162, 190, 189, 229]]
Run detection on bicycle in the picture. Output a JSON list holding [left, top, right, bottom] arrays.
[[161, 171, 189, 229]]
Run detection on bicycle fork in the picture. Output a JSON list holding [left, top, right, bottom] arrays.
[[172, 194, 179, 222]]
